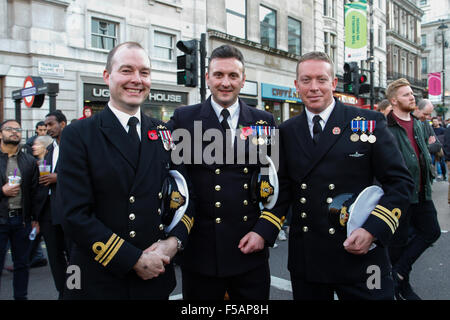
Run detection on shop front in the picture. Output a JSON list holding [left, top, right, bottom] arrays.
[[261, 83, 303, 124], [333, 92, 366, 109], [83, 83, 187, 122]]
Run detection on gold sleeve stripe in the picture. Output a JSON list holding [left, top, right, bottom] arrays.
[[260, 212, 282, 230], [371, 211, 395, 234], [102, 238, 124, 267], [373, 207, 399, 229], [375, 205, 399, 225], [261, 211, 282, 225], [181, 215, 194, 233], [93, 233, 117, 262], [99, 236, 121, 265]]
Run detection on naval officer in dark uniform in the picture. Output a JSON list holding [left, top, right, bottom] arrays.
[[167, 45, 283, 300], [58, 42, 194, 299], [275, 52, 414, 300]]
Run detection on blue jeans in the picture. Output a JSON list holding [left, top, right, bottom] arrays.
[[0, 216, 32, 300]]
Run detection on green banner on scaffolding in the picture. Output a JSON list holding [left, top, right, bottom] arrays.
[[345, 0, 367, 62]]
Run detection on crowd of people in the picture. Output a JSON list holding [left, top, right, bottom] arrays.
[[0, 42, 449, 301]]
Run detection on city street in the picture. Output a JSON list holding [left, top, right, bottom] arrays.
[[1, 180, 449, 300]]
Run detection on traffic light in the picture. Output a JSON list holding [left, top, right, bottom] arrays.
[[343, 62, 358, 94], [176, 39, 198, 87], [343, 62, 370, 97], [358, 74, 370, 95]]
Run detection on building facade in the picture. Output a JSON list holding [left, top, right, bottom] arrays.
[[0, 0, 405, 133], [419, 0, 450, 118], [386, 0, 426, 98], [0, 0, 206, 134]]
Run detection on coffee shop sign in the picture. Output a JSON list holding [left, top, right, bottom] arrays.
[[92, 88, 182, 103]]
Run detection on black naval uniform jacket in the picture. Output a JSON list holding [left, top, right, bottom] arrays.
[[275, 99, 414, 284], [58, 106, 194, 299], [167, 97, 283, 277]]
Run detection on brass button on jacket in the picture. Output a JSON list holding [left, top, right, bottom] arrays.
[[215, 202, 221, 208], [215, 218, 221, 224]]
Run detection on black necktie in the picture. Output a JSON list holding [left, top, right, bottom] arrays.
[[312, 115, 322, 144], [220, 109, 231, 131], [127, 116, 140, 151]]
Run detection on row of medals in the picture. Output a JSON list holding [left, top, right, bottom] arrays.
[[240, 134, 274, 146], [350, 131, 376, 144]]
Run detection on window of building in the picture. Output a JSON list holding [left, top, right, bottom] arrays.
[[378, 25, 383, 47], [324, 32, 337, 64], [288, 17, 301, 55], [422, 57, 428, 74], [378, 61, 383, 86], [153, 31, 174, 60], [410, 17, 415, 42], [323, 0, 336, 18], [226, 0, 246, 39], [420, 0, 427, 5], [260, 5, 276, 48], [409, 60, 414, 78], [421, 34, 427, 47], [91, 18, 118, 51]]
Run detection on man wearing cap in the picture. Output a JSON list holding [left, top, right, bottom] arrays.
[[167, 44, 282, 299], [58, 42, 194, 299], [386, 79, 441, 300], [275, 52, 414, 300]]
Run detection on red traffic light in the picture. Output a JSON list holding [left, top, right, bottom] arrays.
[[359, 74, 367, 84]]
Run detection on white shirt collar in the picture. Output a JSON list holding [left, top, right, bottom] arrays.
[[108, 102, 141, 139], [305, 99, 336, 137], [210, 97, 240, 126]]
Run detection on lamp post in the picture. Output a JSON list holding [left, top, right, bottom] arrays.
[[437, 21, 448, 114]]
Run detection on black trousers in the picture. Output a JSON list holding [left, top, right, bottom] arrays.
[[182, 262, 270, 300], [39, 199, 70, 299], [389, 198, 441, 279], [290, 273, 395, 300]]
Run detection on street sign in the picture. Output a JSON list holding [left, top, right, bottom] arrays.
[[20, 76, 45, 108]]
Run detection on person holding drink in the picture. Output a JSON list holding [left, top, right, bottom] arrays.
[[32, 135, 53, 176], [0, 119, 41, 300]]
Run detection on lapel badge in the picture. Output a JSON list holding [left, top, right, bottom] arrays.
[[255, 120, 268, 125], [332, 127, 341, 135], [157, 125, 167, 130], [148, 130, 158, 141]]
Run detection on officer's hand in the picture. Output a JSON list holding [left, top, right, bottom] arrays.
[[343, 228, 374, 255], [133, 251, 170, 280], [39, 173, 57, 186], [2, 183, 20, 197], [145, 237, 178, 261], [238, 231, 265, 254]]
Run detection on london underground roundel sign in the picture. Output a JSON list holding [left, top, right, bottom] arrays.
[[23, 76, 45, 108]]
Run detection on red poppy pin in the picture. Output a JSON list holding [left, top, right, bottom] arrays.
[[148, 130, 158, 140], [241, 126, 253, 137]]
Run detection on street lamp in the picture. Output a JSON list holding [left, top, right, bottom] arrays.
[[437, 21, 448, 113]]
